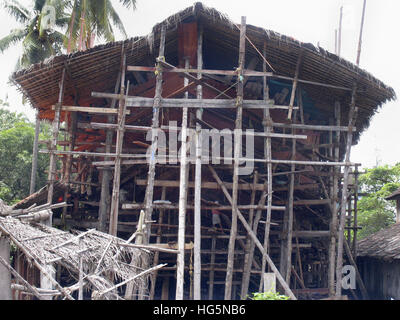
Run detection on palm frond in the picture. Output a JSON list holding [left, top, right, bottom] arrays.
[[119, 0, 136, 10], [0, 28, 26, 52], [2, 0, 31, 24]]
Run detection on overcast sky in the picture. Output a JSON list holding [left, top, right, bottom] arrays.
[[0, 0, 399, 169]]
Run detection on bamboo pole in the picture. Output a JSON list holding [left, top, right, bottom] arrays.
[[149, 187, 166, 300], [287, 51, 303, 120], [109, 48, 127, 236], [208, 165, 296, 300], [208, 234, 216, 300], [143, 25, 166, 244], [176, 57, 191, 300], [240, 171, 258, 298], [336, 84, 358, 297], [260, 41, 274, 292], [98, 71, 121, 232], [193, 23, 203, 301], [225, 16, 246, 301], [328, 102, 341, 296], [47, 68, 66, 225], [285, 113, 297, 284], [356, 0, 367, 66], [30, 112, 40, 195]]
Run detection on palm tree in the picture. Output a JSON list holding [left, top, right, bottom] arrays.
[[65, 0, 136, 52], [0, 0, 69, 69]]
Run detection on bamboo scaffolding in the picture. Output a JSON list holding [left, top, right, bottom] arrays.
[[109, 48, 127, 236], [193, 23, 203, 301], [336, 84, 358, 297], [328, 102, 341, 296], [259, 41, 274, 292], [225, 16, 246, 301], [142, 25, 166, 244], [208, 165, 296, 300], [176, 57, 190, 300], [30, 113, 40, 195], [47, 68, 66, 226], [98, 71, 121, 232]]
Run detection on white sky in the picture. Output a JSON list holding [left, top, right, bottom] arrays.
[[0, 0, 399, 169]]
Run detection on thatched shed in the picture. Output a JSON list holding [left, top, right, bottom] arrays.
[[357, 223, 400, 299]]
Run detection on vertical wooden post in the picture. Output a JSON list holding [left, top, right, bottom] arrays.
[[240, 171, 258, 298], [47, 68, 66, 226], [143, 25, 166, 244], [285, 121, 296, 283], [193, 23, 203, 301], [225, 15, 246, 301], [352, 165, 359, 256], [328, 102, 340, 296], [208, 165, 297, 300], [108, 46, 127, 236], [336, 84, 358, 297], [99, 71, 121, 232], [260, 41, 274, 292], [150, 186, 166, 300], [161, 277, 170, 300], [208, 234, 216, 300], [176, 57, 190, 300], [0, 235, 11, 300], [30, 112, 40, 195]]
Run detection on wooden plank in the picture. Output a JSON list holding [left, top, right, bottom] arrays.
[[51, 105, 130, 115], [293, 231, 330, 238], [127, 65, 273, 77], [122, 202, 285, 211], [271, 122, 356, 132], [91, 93, 282, 110]]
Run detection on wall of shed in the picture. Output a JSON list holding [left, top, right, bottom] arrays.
[[358, 257, 400, 300]]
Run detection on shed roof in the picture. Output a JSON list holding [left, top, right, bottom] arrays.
[[10, 2, 396, 144], [357, 223, 400, 261]]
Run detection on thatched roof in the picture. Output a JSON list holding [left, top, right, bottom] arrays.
[[12, 181, 67, 210], [10, 2, 396, 144], [357, 223, 400, 261], [0, 215, 153, 299]]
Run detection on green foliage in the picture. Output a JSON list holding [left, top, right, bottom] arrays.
[[0, 108, 49, 204], [0, 0, 69, 69], [249, 291, 290, 300], [1, 0, 137, 69], [357, 164, 400, 239]]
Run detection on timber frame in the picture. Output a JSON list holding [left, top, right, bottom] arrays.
[[9, 3, 395, 300]]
